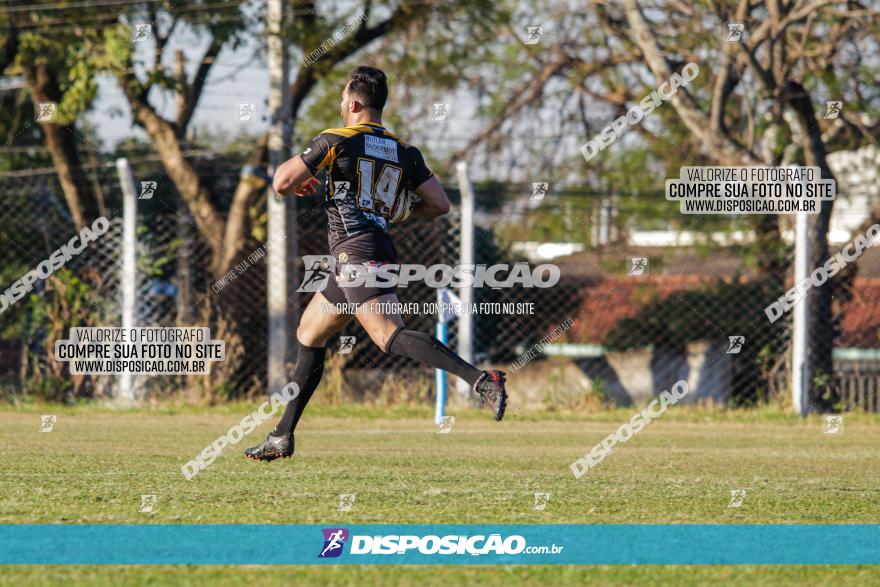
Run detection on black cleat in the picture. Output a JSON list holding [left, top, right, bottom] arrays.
[[473, 370, 507, 421], [244, 433, 294, 462]]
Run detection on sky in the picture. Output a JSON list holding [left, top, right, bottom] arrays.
[[89, 25, 271, 149], [79, 6, 571, 185]]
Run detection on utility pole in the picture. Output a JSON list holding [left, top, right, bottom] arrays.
[[266, 0, 292, 396]]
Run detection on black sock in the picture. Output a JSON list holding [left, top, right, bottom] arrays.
[[385, 328, 482, 386], [271, 344, 326, 437]]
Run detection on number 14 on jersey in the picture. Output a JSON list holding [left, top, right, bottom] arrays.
[[356, 158, 402, 213]]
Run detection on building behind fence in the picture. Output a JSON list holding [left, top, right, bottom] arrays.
[[1, 163, 879, 411]]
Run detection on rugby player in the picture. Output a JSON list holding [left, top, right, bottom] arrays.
[[245, 66, 507, 462]]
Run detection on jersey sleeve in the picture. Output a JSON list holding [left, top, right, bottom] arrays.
[[300, 133, 335, 175], [406, 146, 434, 189]]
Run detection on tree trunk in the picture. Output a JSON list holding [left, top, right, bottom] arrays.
[[784, 80, 837, 408], [126, 96, 228, 274], [29, 65, 100, 231], [124, 87, 268, 278]]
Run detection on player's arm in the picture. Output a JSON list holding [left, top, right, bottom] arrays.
[[272, 156, 319, 196], [272, 133, 335, 197], [410, 176, 450, 218], [407, 146, 449, 218]]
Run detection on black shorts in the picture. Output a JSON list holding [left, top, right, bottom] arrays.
[[321, 230, 398, 306]]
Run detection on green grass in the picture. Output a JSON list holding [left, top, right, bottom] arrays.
[[1, 405, 878, 585]]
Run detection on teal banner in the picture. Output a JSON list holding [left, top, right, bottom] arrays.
[[1, 524, 877, 565]]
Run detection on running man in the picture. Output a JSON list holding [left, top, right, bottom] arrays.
[[245, 66, 507, 462]]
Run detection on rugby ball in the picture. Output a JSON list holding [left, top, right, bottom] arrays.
[[388, 189, 419, 224]]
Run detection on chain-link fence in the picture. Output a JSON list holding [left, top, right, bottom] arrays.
[[0, 167, 123, 401], [0, 163, 268, 401], [476, 187, 880, 412], [2, 166, 878, 411]]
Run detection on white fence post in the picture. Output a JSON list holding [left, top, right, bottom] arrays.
[[455, 161, 475, 399], [792, 209, 811, 416], [115, 157, 137, 403]]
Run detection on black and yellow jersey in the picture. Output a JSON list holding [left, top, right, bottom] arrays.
[[299, 122, 433, 250]]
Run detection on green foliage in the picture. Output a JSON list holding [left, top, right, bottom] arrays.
[[11, 29, 103, 125], [57, 46, 98, 123], [20, 268, 109, 402], [136, 225, 180, 279], [602, 279, 787, 405], [0, 92, 46, 171], [594, 146, 664, 194], [0, 261, 32, 340], [491, 185, 754, 247], [98, 24, 132, 69], [296, 0, 509, 150], [603, 280, 781, 351]]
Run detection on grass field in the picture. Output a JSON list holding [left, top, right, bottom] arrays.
[[1, 403, 878, 585]]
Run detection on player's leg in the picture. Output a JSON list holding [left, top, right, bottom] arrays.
[[245, 291, 353, 461], [273, 290, 354, 436], [355, 293, 508, 420]]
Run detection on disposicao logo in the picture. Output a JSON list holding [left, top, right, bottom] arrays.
[[316, 529, 563, 558], [318, 528, 349, 558]]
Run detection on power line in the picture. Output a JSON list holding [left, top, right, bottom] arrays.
[[3, 0, 157, 13], [8, 0, 450, 26], [13, 1, 252, 29], [15, 13, 255, 33]]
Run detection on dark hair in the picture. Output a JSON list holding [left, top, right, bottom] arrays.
[[348, 66, 388, 110]]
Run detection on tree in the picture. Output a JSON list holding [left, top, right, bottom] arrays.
[[89, 1, 499, 279], [612, 0, 879, 406], [1, 7, 103, 229], [443, 0, 880, 407]]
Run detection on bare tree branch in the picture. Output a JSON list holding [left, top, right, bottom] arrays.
[[620, 0, 762, 165], [176, 34, 226, 132]]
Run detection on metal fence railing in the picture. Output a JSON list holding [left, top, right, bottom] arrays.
[[2, 165, 879, 411]]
